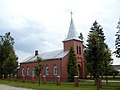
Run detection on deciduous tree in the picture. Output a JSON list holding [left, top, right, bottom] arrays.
[[0, 32, 18, 77], [35, 57, 43, 86]]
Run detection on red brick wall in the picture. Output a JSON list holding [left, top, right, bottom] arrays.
[[19, 57, 69, 80], [41, 59, 61, 80], [63, 40, 86, 78], [61, 55, 69, 80], [18, 39, 86, 80], [19, 62, 38, 79], [63, 40, 83, 56]]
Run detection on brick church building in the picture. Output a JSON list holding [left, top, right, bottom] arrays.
[[19, 14, 86, 80]]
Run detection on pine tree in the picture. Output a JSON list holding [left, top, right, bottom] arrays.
[[67, 47, 78, 82], [114, 18, 120, 57], [79, 32, 83, 40], [84, 21, 112, 85], [85, 31, 100, 78], [0, 32, 18, 77], [102, 44, 113, 84]]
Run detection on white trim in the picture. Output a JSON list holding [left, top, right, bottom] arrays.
[[53, 65, 57, 75], [27, 67, 30, 75], [22, 68, 24, 76], [46, 66, 49, 76], [32, 67, 35, 76]]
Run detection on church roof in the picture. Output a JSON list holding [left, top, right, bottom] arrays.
[[20, 50, 69, 63], [63, 12, 82, 41]]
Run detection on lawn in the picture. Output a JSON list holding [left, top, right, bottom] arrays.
[[0, 79, 120, 90]]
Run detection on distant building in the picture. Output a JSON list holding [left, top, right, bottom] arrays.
[[113, 64, 120, 73], [18, 13, 86, 80]]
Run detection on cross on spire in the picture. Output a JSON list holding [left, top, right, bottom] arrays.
[[70, 11, 73, 19]]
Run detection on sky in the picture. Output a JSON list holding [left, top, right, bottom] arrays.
[[0, 0, 120, 64]]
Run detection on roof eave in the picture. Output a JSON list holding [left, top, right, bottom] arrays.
[[63, 38, 83, 42]]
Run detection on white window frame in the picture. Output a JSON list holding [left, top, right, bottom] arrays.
[[22, 68, 24, 76], [53, 65, 57, 75], [46, 66, 49, 76], [27, 67, 30, 75], [32, 67, 35, 76]]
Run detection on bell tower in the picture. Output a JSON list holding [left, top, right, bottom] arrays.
[[63, 12, 83, 54], [63, 12, 86, 78]]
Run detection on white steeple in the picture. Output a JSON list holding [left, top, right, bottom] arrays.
[[64, 12, 81, 41]]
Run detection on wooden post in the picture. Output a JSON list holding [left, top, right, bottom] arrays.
[[74, 76, 79, 87], [14, 75, 17, 82], [8, 74, 11, 81], [22, 75, 25, 83], [31, 75, 35, 84], [2, 75, 4, 80], [98, 78, 102, 88], [56, 76, 61, 86], [42, 75, 46, 85]]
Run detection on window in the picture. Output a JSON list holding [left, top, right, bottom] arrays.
[[53, 65, 57, 75], [76, 46, 78, 54], [22, 68, 24, 76], [79, 46, 81, 55], [32, 67, 35, 76], [27, 67, 30, 75], [46, 65, 49, 76]]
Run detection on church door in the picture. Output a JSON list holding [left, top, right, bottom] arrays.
[[78, 64, 82, 78]]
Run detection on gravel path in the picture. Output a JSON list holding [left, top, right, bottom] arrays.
[[0, 84, 34, 90]]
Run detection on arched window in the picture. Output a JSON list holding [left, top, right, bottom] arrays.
[[53, 64, 57, 75], [32, 67, 35, 76], [76, 46, 79, 54], [46, 65, 49, 76], [79, 46, 81, 55], [22, 68, 24, 76], [27, 67, 30, 75]]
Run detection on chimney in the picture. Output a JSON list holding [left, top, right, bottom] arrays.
[[35, 50, 38, 56]]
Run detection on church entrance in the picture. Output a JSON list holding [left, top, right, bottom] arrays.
[[78, 64, 82, 78]]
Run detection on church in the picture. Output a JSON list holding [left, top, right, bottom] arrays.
[[18, 13, 86, 80]]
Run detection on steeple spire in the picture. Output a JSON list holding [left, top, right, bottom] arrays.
[[70, 11, 73, 19], [63, 12, 80, 41]]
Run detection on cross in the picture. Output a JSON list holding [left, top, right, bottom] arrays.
[[70, 11, 73, 19]]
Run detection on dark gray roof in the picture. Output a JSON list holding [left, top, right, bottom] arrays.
[[20, 50, 69, 63]]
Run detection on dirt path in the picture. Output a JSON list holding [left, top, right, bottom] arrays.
[[0, 84, 34, 90]]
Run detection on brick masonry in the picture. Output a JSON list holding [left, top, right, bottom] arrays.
[[18, 39, 86, 80]]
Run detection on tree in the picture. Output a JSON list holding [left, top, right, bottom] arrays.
[[79, 32, 83, 40], [102, 44, 113, 85], [0, 32, 18, 77], [2, 52, 18, 75], [85, 31, 100, 80], [114, 18, 120, 57], [84, 21, 112, 87], [35, 57, 43, 86], [67, 47, 78, 82]]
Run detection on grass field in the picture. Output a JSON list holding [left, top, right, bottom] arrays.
[[0, 79, 120, 90]]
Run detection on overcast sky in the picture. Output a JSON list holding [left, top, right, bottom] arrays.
[[0, 0, 120, 64]]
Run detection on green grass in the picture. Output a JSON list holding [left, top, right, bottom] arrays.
[[0, 79, 120, 90]]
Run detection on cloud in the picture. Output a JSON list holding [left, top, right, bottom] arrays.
[[0, 0, 120, 64], [0, 16, 64, 62]]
